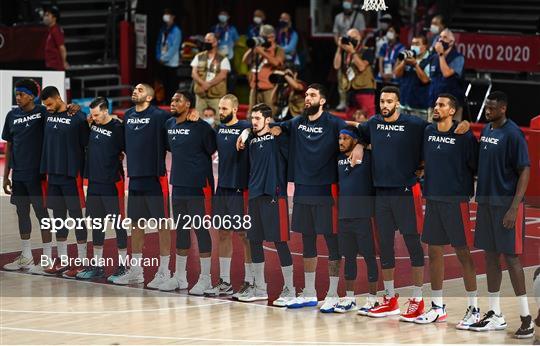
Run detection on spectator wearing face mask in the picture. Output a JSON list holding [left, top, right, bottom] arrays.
[[429, 15, 446, 48], [247, 9, 266, 39], [333, 0, 366, 111], [394, 35, 431, 120], [202, 107, 217, 128], [428, 28, 465, 121], [156, 8, 182, 100], [377, 25, 404, 85], [211, 10, 239, 60], [276, 12, 299, 66]]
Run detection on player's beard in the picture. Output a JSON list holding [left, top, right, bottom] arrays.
[[381, 105, 396, 118], [303, 103, 320, 117], [220, 112, 233, 124], [432, 113, 443, 122]]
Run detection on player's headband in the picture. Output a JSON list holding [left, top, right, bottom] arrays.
[[15, 87, 35, 97], [340, 129, 358, 139]]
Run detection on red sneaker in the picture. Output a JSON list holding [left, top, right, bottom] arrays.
[[62, 266, 83, 279], [400, 298, 425, 322], [43, 260, 68, 276], [367, 294, 400, 317]]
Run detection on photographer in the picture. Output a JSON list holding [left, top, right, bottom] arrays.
[[394, 35, 431, 120], [271, 64, 307, 121], [333, 28, 376, 119], [242, 25, 285, 114], [191, 32, 230, 125]]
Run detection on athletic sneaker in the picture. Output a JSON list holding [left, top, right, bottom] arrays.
[[204, 278, 233, 297], [286, 290, 318, 309], [232, 282, 251, 301], [238, 285, 268, 302], [3, 255, 34, 271], [147, 270, 170, 289], [43, 260, 68, 276], [62, 265, 83, 279], [469, 310, 507, 332], [320, 296, 340, 313], [113, 267, 144, 285], [159, 274, 188, 291], [107, 266, 126, 283], [235, 284, 255, 301], [400, 298, 425, 322], [334, 297, 358, 313], [414, 302, 447, 324], [76, 266, 105, 280], [358, 297, 379, 316], [189, 275, 212, 296], [273, 286, 296, 307], [368, 294, 400, 317], [28, 264, 49, 275], [456, 306, 481, 330], [514, 315, 535, 339]]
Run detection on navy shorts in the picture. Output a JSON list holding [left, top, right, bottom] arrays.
[[213, 187, 248, 230], [47, 176, 86, 211], [474, 203, 525, 255], [375, 183, 424, 240], [248, 195, 290, 242], [338, 218, 377, 259], [10, 177, 47, 208], [86, 181, 124, 220], [422, 199, 473, 247], [127, 176, 169, 222]]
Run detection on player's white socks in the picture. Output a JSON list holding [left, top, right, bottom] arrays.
[[21, 239, 32, 259], [383, 280, 395, 297], [57, 241, 67, 260], [94, 247, 103, 261], [42, 242, 52, 265], [200, 257, 211, 278], [467, 290, 478, 308], [118, 249, 127, 263], [159, 255, 170, 273], [244, 263, 254, 284], [517, 294, 530, 317], [346, 290, 354, 298], [281, 265, 294, 290], [252, 262, 266, 289], [328, 276, 339, 297], [304, 271, 316, 295], [489, 291, 501, 315], [77, 243, 87, 260], [219, 257, 231, 283], [131, 253, 143, 271], [175, 254, 187, 279], [431, 289, 443, 307]]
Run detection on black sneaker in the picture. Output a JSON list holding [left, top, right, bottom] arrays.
[[469, 310, 507, 332], [107, 265, 126, 283], [515, 315, 535, 339]]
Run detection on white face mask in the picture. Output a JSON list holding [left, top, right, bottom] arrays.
[[203, 117, 215, 126], [218, 15, 228, 23], [411, 45, 421, 55], [253, 16, 262, 25], [380, 22, 389, 30], [430, 24, 440, 34], [43, 16, 52, 26], [343, 1, 352, 10], [386, 31, 395, 40], [162, 14, 171, 23]]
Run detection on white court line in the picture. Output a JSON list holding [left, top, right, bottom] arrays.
[[0, 326, 371, 345]]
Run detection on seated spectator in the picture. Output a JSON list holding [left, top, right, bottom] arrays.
[[156, 8, 182, 100], [394, 35, 431, 120], [211, 10, 239, 60], [333, 28, 376, 119], [202, 107, 217, 127], [428, 28, 465, 121], [377, 25, 404, 85], [276, 12, 299, 66], [247, 9, 265, 39]]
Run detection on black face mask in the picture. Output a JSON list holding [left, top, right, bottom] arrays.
[[303, 103, 320, 117], [441, 41, 450, 50], [202, 42, 213, 51], [220, 113, 233, 124]]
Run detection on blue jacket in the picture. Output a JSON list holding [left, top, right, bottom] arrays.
[[156, 24, 182, 68]]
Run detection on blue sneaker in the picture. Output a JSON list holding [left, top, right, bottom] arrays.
[[286, 290, 318, 309], [76, 266, 105, 280], [107, 265, 126, 283], [334, 297, 358, 313], [320, 296, 339, 313]]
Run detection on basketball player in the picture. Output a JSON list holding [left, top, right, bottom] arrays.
[[113, 84, 172, 286], [77, 97, 128, 281], [236, 103, 295, 304], [39, 86, 89, 278], [2, 79, 52, 273], [204, 94, 253, 299], [159, 90, 216, 295], [333, 126, 379, 314], [414, 94, 479, 327], [470, 91, 534, 338]]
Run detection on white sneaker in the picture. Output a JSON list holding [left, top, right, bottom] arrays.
[[456, 306, 480, 330], [113, 267, 144, 285], [204, 278, 233, 297], [158, 274, 188, 291], [273, 286, 296, 307], [320, 296, 339, 313], [238, 284, 268, 302], [469, 310, 507, 332], [415, 302, 447, 324], [286, 290, 318, 309], [334, 297, 358, 313], [3, 254, 34, 271], [358, 297, 379, 315], [147, 270, 170, 289], [232, 282, 252, 301], [28, 264, 49, 275], [189, 275, 212, 296]]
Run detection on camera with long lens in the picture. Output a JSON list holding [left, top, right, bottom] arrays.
[[340, 36, 358, 47], [269, 70, 289, 84], [398, 50, 417, 60], [247, 36, 271, 49]]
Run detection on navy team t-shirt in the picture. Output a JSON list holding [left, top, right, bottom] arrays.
[[337, 151, 375, 219], [216, 120, 250, 189], [85, 118, 124, 185]]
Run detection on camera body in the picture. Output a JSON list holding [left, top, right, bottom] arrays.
[[341, 36, 359, 47], [269, 70, 289, 84], [398, 50, 417, 60], [247, 36, 271, 49]]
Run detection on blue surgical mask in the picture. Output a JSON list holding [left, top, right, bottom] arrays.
[[411, 45, 421, 55], [218, 15, 228, 23], [343, 1, 352, 10]]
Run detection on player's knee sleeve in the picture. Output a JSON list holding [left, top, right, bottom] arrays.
[[302, 234, 317, 258], [364, 256, 379, 282], [176, 229, 191, 250], [379, 242, 395, 269], [344, 256, 357, 281], [324, 234, 340, 261], [115, 227, 128, 249], [16, 204, 32, 235], [250, 240, 264, 263], [194, 228, 212, 253], [274, 241, 292, 267], [52, 208, 68, 238], [403, 234, 424, 267], [92, 227, 105, 246]]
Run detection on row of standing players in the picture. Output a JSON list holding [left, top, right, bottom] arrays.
[[2, 80, 537, 339]]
